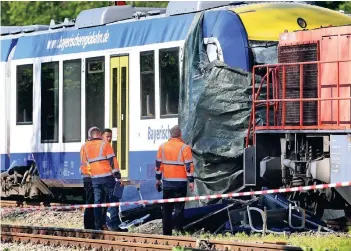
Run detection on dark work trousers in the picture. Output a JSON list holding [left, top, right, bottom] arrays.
[[83, 179, 95, 230], [102, 193, 107, 227], [162, 186, 187, 236], [93, 181, 121, 230]]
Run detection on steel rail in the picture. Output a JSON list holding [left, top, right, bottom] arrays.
[[0, 200, 18, 207], [2, 224, 196, 248], [0, 200, 77, 210], [1, 232, 172, 251], [1, 224, 302, 251]]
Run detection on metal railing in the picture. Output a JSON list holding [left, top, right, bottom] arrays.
[[246, 59, 351, 147]]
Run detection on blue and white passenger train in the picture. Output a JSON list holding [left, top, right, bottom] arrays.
[[1, 1, 351, 199]]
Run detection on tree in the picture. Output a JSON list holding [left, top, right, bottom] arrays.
[[315, 1, 342, 11], [311, 1, 351, 13], [338, 2, 351, 13], [127, 1, 168, 8], [1, 1, 349, 27], [0, 1, 168, 26]]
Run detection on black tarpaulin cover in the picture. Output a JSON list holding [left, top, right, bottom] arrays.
[[179, 12, 266, 204]]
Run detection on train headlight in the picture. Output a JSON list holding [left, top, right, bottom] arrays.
[[297, 17, 307, 28]]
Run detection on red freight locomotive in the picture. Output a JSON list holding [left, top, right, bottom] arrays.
[[247, 25, 351, 217]]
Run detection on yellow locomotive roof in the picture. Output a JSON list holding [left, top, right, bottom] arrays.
[[231, 3, 351, 41]]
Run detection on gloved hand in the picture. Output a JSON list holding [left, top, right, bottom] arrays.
[[189, 182, 194, 192], [115, 178, 124, 186]]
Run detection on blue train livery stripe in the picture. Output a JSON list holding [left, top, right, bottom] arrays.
[[10, 10, 250, 70], [7, 152, 82, 180], [0, 154, 9, 171], [13, 13, 196, 60], [2, 150, 158, 183], [129, 150, 158, 181], [1, 39, 14, 62]]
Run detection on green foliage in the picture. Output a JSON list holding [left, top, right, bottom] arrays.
[[0, 1, 168, 26], [2, 1, 350, 27], [2, 1, 351, 27], [315, 1, 343, 11], [312, 1, 351, 13], [173, 231, 351, 251], [127, 1, 168, 8], [338, 2, 351, 13]]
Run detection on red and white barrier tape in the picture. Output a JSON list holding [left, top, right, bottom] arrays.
[[1, 181, 351, 214]]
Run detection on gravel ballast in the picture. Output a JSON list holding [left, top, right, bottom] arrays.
[[0, 209, 163, 234], [1, 209, 84, 229], [0, 242, 96, 251], [0, 210, 164, 250]]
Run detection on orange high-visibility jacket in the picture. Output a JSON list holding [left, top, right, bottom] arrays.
[[80, 139, 91, 179], [155, 138, 194, 187], [80, 144, 91, 179], [80, 138, 121, 184]]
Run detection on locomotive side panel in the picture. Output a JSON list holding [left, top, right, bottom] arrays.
[[320, 34, 351, 126], [338, 35, 351, 124], [320, 35, 339, 125]]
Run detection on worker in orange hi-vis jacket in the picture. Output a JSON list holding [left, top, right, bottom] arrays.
[[102, 128, 113, 144], [101, 127, 113, 229], [155, 125, 195, 236], [80, 127, 126, 232], [80, 133, 95, 230]]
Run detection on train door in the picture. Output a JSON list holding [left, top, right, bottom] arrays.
[[110, 56, 129, 178]]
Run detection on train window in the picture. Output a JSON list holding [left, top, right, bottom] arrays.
[[63, 59, 81, 142], [112, 68, 118, 127], [159, 47, 179, 117], [16, 64, 33, 124], [85, 57, 105, 138], [41, 62, 59, 143], [249, 41, 278, 66], [140, 51, 155, 119], [88, 60, 104, 73]]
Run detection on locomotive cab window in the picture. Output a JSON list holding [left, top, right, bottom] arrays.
[[63, 59, 81, 142], [249, 40, 278, 76], [140, 51, 155, 119], [16, 64, 33, 124], [159, 47, 180, 117], [41, 62, 59, 143]]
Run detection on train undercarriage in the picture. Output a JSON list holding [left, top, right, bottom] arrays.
[[0, 160, 85, 203], [254, 132, 351, 219], [1, 160, 54, 199]]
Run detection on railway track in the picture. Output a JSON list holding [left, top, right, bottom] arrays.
[[0, 200, 78, 210], [0, 200, 18, 207], [1, 224, 302, 251]]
